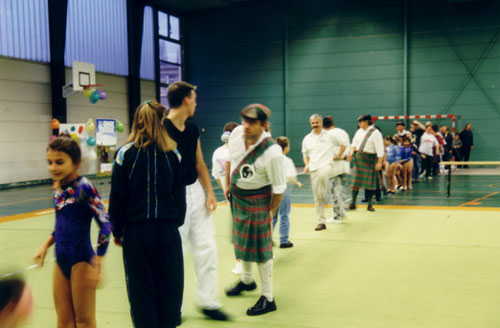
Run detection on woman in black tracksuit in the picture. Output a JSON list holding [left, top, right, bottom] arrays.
[[109, 100, 186, 328]]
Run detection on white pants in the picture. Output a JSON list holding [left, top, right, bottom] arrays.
[[310, 166, 331, 224], [179, 180, 221, 310]]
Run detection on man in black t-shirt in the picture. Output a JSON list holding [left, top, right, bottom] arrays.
[[165, 81, 229, 321]]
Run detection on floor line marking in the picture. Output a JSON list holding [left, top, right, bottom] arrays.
[[0, 197, 52, 207], [458, 191, 500, 207]]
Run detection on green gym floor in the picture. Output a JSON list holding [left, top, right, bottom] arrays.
[[1, 170, 500, 327]]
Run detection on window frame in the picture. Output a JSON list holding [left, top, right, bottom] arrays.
[[153, 7, 184, 107]]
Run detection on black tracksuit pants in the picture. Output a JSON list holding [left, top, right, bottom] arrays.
[[122, 221, 183, 328]]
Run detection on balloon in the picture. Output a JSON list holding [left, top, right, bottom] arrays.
[[86, 136, 96, 147], [98, 90, 107, 100], [90, 91, 100, 104], [78, 125, 83, 134], [83, 88, 94, 98], [88, 149, 97, 160], [85, 119, 95, 133], [70, 126, 75, 132], [116, 120, 124, 133], [70, 133, 80, 145], [49, 135, 57, 143], [50, 118, 60, 130]]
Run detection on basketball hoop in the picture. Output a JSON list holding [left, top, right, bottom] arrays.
[[82, 84, 104, 90]]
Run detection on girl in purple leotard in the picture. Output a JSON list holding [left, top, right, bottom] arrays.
[[34, 134, 111, 327]]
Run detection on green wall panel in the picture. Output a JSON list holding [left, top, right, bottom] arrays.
[[186, 0, 500, 164]]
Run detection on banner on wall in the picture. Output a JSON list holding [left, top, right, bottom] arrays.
[[96, 118, 117, 176]]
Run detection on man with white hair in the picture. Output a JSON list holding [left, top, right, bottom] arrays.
[[302, 114, 335, 231]]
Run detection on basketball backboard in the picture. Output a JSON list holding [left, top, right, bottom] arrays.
[[72, 61, 96, 91]]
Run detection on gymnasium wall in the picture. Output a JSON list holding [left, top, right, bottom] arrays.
[[0, 56, 154, 185], [185, 0, 500, 163]]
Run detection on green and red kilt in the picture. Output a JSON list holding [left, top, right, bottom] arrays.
[[230, 184, 273, 263], [352, 152, 380, 190]]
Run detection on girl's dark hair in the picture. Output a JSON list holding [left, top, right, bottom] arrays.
[[385, 135, 396, 144], [48, 133, 81, 164], [275, 136, 289, 151]]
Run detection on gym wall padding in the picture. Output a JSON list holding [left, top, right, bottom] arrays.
[[185, 0, 500, 164]]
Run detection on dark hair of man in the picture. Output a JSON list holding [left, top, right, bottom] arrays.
[[275, 136, 289, 151], [223, 122, 238, 133], [48, 133, 81, 164], [167, 81, 197, 108], [242, 117, 266, 126]]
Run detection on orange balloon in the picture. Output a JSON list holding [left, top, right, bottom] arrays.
[[50, 118, 60, 130]]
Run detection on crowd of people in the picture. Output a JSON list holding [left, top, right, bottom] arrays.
[[1, 80, 476, 328]]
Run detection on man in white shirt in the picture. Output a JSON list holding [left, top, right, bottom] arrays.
[[323, 116, 350, 223], [224, 104, 286, 316], [347, 114, 384, 211], [302, 114, 335, 231]]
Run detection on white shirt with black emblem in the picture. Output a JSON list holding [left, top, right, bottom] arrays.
[[227, 125, 286, 194]]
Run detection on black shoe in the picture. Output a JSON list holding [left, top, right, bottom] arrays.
[[367, 205, 375, 212], [314, 223, 326, 231], [226, 281, 257, 296], [202, 308, 230, 321], [348, 204, 357, 210], [280, 241, 294, 248], [246, 296, 277, 316]]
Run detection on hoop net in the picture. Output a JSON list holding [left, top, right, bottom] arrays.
[[372, 114, 458, 137]]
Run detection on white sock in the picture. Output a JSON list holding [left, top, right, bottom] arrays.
[[257, 259, 273, 301], [241, 261, 254, 285]]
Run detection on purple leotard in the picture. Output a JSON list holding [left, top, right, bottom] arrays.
[[52, 176, 111, 279]]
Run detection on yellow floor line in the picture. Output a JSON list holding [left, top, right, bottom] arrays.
[[3, 201, 499, 224], [458, 191, 500, 207]]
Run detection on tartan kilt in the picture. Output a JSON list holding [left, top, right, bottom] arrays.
[[230, 184, 273, 263], [352, 152, 380, 190]]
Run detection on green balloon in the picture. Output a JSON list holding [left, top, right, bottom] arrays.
[[116, 121, 124, 133], [90, 91, 100, 103]]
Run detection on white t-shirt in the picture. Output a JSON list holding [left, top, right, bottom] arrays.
[[283, 156, 297, 180], [418, 132, 438, 156], [327, 127, 351, 176], [227, 126, 286, 194], [301, 129, 335, 172], [211, 145, 230, 193], [351, 126, 384, 158]]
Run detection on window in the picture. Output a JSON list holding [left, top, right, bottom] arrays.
[[156, 10, 182, 107], [0, 0, 50, 62]]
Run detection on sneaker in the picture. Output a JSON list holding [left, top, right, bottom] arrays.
[[326, 217, 335, 223], [426, 176, 433, 180], [331, 218, 342, 224]]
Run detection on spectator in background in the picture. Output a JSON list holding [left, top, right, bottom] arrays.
[[452, 134, 462, 162], [384, 136, 402, 194], [410, 120, 425, 183], [440, 126, 453, 171], [418, 123, 440, 180], [459, 123, 474, 168], [394, 122, 411, 139], [433, 124, 444, 176]]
